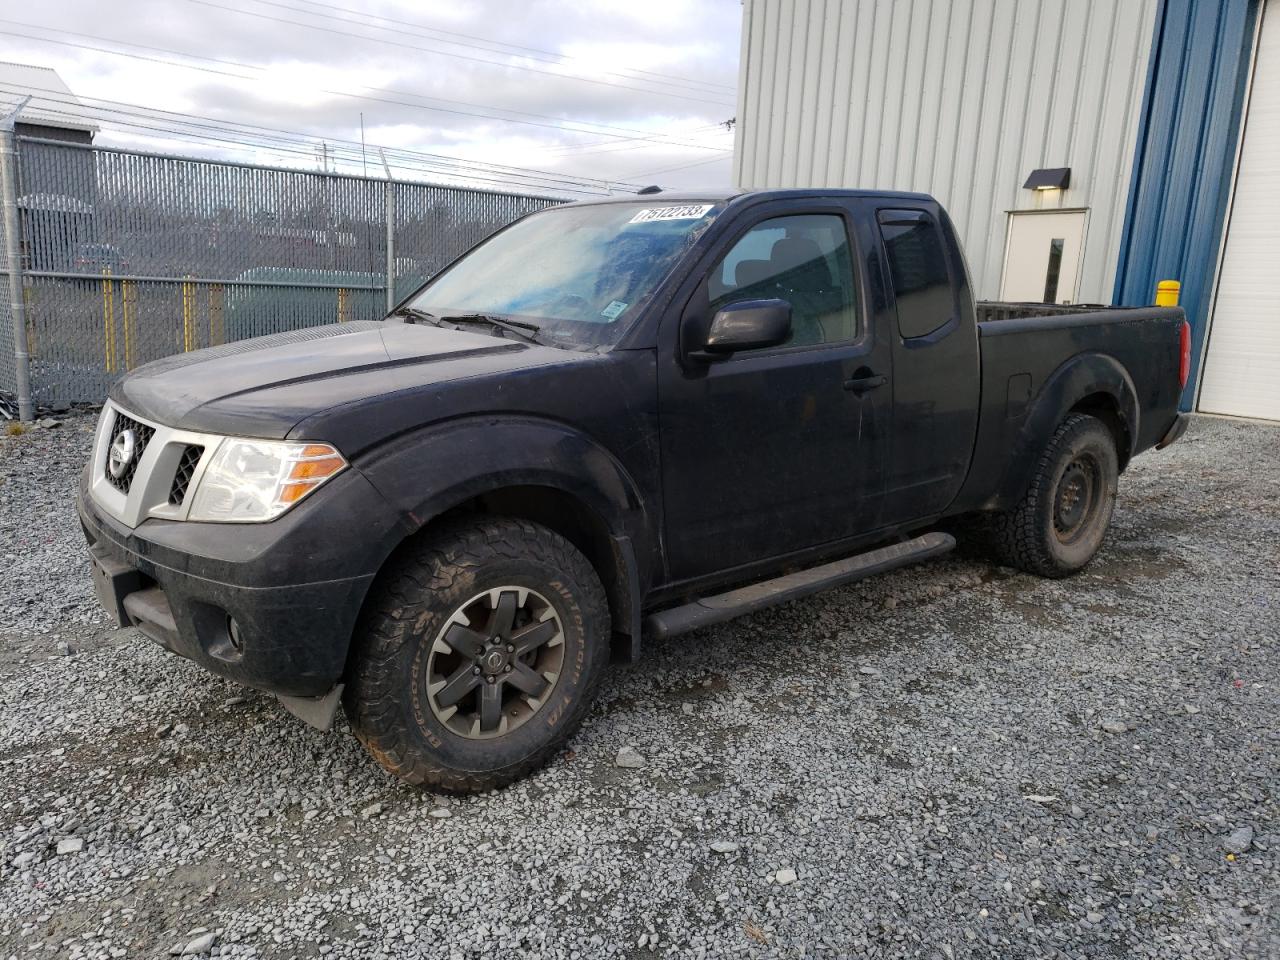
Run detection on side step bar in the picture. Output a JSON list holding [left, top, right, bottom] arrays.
[[643, 531, 956, 640]]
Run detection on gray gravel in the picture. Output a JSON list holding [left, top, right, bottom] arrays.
[[0, 418, 103, 655], [1, 413, 1277, 959]]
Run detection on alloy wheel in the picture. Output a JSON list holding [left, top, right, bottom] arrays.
[[425, 587, 565, 739]]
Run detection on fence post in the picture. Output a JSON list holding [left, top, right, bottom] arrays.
[[381, 149, 395, 314], [0, 105, 34, 420]]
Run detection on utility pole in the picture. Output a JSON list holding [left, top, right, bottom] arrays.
[[0, 97, 33, 421]]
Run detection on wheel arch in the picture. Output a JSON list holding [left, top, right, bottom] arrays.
[[995, 352, 1139, 509], [428, 483, 643, 664], [352, 417, 652, 666], [1068, 391, 1133, 473]]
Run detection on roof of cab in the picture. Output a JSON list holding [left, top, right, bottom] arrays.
[[566, 187, 936, 207]]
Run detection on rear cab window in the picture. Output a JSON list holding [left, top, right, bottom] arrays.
[[876, 210, 955, 339]]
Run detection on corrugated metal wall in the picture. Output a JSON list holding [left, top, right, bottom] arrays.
[[734, 0, 1159, 303]]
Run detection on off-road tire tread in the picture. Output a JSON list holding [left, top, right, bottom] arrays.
[[990, 413, 1115, 579], [343, 517, 609, 792]]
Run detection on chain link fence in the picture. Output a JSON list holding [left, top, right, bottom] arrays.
[[0, 136, 562, 409]]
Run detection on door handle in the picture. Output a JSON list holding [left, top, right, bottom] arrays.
[[844, 373, 887, 393]]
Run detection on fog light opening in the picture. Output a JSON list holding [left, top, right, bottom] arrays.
[[227, 616, 245, 653]]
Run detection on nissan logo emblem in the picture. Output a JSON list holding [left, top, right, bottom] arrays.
[[108, 428, 138, 479]]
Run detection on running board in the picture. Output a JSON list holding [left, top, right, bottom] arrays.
[[643, 532, 956, 640]]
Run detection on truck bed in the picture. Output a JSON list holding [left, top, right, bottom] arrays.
[[953, 301, 1187, 514], [977, 301, 1158, 323]]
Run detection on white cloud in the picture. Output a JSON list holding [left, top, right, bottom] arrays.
[[0, 0, 741, 193]]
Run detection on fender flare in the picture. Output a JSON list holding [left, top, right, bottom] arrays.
[[357, 415, 651, 656], [997, 352, 1139, 508]]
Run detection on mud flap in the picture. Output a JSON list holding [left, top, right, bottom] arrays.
[[278, 684, 344, 731]]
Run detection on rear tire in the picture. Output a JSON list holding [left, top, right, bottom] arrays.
[[990, 413, 1119, 578], [343, 517, 609, 792]]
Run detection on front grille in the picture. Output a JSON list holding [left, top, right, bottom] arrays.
[[104, 413, 155, 494], [168, 444, 204, 505]]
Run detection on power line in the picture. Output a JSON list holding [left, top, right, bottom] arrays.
[[0, 81, 632, 190], [214, 0, 737, 104], [624, 151, 735, 179], [21, 102, 378, 172], [22, 116, 619, 197], [537, 122, 732, 157], [0, 22, 733, 153], [545, 131, 734, 162], [0, 83, 643, 195], [249, 0, 737, 96], [286, 0, 737, 93], [187, 0, 735, 108], [26, 102, 618, 196]]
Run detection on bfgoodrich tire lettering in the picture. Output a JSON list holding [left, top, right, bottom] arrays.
[[343, 517, 609, 792], [991, 413, 1119, 578]]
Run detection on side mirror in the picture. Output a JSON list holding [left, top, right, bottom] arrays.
[[691, 299, 792, 361]]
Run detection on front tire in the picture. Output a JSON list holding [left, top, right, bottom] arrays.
[[344, 517, 610, 792], [991, 413, 1119, 578]]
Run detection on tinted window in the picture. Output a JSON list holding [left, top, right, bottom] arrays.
[[879, 212, 953, 338], [708, 214, 858, 347]]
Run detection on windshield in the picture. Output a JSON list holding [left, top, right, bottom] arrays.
[[404, 201, 723, 348]]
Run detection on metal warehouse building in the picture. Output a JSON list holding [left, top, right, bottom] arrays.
[[733, 0, 1278, 420]]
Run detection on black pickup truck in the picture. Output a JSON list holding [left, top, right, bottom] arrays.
[[77, 189, 1190, 791]]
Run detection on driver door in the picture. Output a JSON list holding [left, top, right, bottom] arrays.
[[656, 202, 893, 582]]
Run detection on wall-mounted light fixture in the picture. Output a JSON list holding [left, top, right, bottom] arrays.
[[1023, 167, 1071, 191]]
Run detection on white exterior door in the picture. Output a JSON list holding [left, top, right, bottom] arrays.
[[1000, 211, 1087, 304], [1199, 1, 1280, 421]]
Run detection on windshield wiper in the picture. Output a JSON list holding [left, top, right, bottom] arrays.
[[443, 312, 543, 343], [388, 306, 440, 325]]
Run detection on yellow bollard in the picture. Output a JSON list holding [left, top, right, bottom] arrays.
[[1155, 279, 1180, 307], [101, 268, 117, 373], [122, 280, 136, 370], [182, 278, 195, 351]]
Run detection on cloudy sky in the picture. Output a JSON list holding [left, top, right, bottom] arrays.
[[0, 0, 742, 197]]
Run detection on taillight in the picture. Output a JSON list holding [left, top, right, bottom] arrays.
[[1178, 320, 1191, 389]]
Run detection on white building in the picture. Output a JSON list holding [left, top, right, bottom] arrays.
[[0, 61, 98, 144], [734, 0, 1279, 420]]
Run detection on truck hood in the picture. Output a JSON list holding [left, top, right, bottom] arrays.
[[110, 320, 580, 442]]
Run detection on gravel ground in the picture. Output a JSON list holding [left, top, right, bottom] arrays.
[[0, 412, 1276, 960]]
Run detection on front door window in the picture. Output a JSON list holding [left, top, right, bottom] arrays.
[[707, 214, 859, 348]]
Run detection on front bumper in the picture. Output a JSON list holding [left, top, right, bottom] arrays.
[[77, 465, 405, 698]]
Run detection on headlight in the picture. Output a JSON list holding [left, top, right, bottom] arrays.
[[187, 439, 346, 522]]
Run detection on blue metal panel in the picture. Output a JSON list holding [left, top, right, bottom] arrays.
[[1113, 0, 1259, 410]]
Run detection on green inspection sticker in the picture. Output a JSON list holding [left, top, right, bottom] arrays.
[[600, 300, 628, 320]]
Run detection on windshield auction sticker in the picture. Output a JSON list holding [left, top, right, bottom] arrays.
[[627, 204, 715, 224]]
